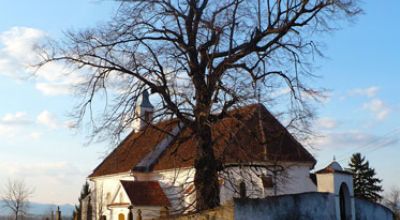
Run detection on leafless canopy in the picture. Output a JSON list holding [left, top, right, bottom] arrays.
[[384, 187, 400, 219], [1, 179, 34, 220], [37, 0, 360, 138], [37, 0, 360, 210]]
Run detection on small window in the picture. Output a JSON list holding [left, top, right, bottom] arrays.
[[239, 181, 246, 198], [261, 176, 274, 188], [118, 213, 125, 220], [144, 111, 152, 122]]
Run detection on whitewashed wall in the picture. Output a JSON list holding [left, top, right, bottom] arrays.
[[90, 162, 315, 220]]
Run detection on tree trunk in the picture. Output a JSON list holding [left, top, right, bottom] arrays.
[[193, 120, 220, 211]]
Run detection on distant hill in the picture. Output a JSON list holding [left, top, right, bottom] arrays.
[[0, 201, 74, 217]]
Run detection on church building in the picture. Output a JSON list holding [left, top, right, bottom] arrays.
[[82, 91, 392, 220]]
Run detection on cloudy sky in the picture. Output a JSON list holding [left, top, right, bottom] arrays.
[[0, 1, 399, 205]]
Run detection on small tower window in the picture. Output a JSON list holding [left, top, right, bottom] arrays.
[[144, 111, 152, 122], [239, 181, 246, 198]]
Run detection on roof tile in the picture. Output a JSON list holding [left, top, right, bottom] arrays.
[[89, 104, 315, 178]]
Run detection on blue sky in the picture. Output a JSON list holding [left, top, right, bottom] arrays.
[[0, 1, 398, 205]]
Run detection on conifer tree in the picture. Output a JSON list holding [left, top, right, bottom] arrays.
[[74, 182, 91, 220], [348, 153, 383, 202]]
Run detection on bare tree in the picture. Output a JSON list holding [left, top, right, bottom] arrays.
[[384, 187, 400, 220], [1, 179, 34, 220], [37, 0, 360, 211]]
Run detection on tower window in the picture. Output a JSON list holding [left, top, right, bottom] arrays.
[[239, 181, 246, 198], [144, 111, 152, 122]]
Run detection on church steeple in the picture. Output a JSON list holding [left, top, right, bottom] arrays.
[[133, 90, 154, 132]]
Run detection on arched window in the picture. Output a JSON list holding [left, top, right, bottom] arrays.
[[239, 181, 246, 198], [118, 213, 125, 220], [339, 183, 351, 220]]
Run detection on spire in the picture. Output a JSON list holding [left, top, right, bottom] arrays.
[[133, 90, 154, 132], [137, 90, 153, 108]]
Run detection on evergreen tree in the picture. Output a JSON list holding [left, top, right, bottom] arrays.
[[348, 153, 383, 202], [74, 182, 91, 220]]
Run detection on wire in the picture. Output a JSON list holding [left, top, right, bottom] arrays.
[[329, 127, 400, 164], [335, 127, 400, 159]]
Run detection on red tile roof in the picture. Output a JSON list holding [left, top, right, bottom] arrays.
[[89, 104, 315, 177], [120, 181, 170, 207], [315, 161, 352, 175], [89, 119, 179, 177]]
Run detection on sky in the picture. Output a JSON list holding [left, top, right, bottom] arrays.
[[0, 1, 399, 205]]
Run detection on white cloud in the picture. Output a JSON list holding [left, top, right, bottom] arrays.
[[0, 112, 31, 125], [0, 112, 32, 138], [0, 27, 46, 78], [0, 161, 84, 185], [35, 82, 72, 96], [349, 86, 379, 98], [270, 87, 330, 103], [309, 130, 399, 150], [0, 125, 17, 138], [316, 117, 337, 129], [29, 132, 42, 140], [0, 111, 73, 140], [36, 110, 59, 129], [0, 26, 85, 96], [0, 160, 89, 203], [363, 98, 390, 120]]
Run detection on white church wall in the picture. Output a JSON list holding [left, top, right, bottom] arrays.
[[273, 164, 317, 195], [155, 163, 316, 211], [89, 162, 316, 219], [219, 166, 265, 204], [158, 168, 195, 213], [91, 172, 134, 220]]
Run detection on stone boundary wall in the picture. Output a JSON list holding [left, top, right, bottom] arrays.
[[156, 192, 394, 220], [234, 192, 337, 220], [158, 203, 234, 220], [355, 198, 394, 220]]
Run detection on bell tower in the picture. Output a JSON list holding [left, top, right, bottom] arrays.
[[133, 90, 154, 132], [316, 160, 356, 220]]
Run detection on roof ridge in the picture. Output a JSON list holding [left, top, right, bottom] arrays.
[[89, 118, 180, 178], [133, 122, 183, 172], [257, 105, 316, 166]]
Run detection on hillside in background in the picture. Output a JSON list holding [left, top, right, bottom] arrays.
[[0, 201, 74, 217]]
